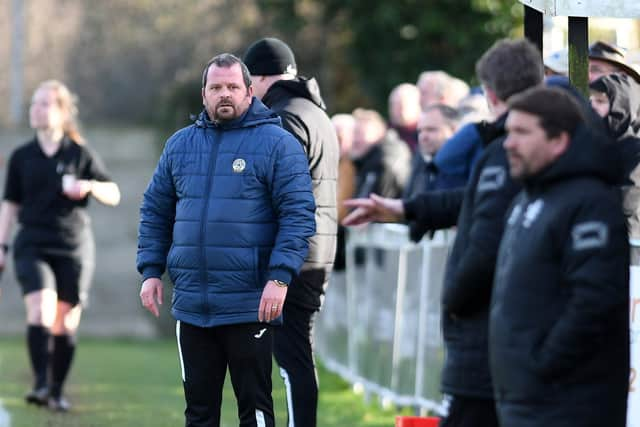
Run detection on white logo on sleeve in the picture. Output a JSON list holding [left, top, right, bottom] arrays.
[[572, 221, 609, 250], [254, 328, 267, 339], [477, 166, 506, 192]]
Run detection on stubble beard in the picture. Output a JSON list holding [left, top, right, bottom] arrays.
[[507, 156, 526, 179]]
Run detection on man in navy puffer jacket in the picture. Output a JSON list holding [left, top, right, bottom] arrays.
[[136, 53, 315, 427]]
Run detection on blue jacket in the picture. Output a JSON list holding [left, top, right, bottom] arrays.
[[137, 98, 316, 327], [433, 121, 484, 183]]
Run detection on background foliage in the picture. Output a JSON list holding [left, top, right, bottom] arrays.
[[1, 0, 522, 133], [259, 0, 523, 113]]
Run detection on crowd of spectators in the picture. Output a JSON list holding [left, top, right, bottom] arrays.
[[335, 38, 640, 427]]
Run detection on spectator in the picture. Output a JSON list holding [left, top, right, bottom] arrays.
[[403, 104, 462, 199], [429, 91, 493, 189], [588, 40, 640, 83], [343, 38, 545, 427], [449, 77, 471, 108], [333, 114, 357, 223], [430, 122, 485, 190], [492, 86, 628, 427], [332, 113, 356, 271], [388, 83, 422, 151], [417, 71, 469, 110], [457, 92, 492, 125], [543, 48, 569, 76], [589, 73, 640, 245], [137, 53, 315, 427], [243, 37, 339, 427], [0, 80, 121, 412], [351, 108, 411, 199]]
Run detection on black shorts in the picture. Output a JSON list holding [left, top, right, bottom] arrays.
[[13, 232, 95, 306]]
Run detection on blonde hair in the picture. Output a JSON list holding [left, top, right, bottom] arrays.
[[34, 80, 86, 144]]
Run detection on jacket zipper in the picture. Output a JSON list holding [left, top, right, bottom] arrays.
[[200, 127, 220, 323]]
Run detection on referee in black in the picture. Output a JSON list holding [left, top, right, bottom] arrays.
[[0, 80, 120, 412]]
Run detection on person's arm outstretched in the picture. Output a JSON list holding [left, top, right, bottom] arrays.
[[342, 193, 405, 226], [63, 179, 121, 206]]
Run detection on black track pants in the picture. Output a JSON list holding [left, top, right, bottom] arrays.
[[177, 321, 275, 427], [273, 303, 318, 427], [439, 395, 499, 427]]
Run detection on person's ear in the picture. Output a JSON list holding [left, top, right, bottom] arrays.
[[485, 87, 499, 108], [551, 131, 571, 157]]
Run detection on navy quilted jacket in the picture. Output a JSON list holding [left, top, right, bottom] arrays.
[[137, 99, 316, 327]]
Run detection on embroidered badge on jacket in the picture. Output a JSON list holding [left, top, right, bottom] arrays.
[[571, 221, 609, 250], [232, 158, 246, 173], [477, 166, 506, 192]]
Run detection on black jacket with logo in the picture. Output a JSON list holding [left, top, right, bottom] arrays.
[[403, 115, 521, 398], [262, 77, 339, 310], [490, 125, 629, 427]]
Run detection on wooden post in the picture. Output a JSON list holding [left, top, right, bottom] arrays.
[[524, 5, 544, 54], [568, 16, 589, 97]]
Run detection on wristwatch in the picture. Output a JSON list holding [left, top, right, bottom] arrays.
[[273, 279, 288, 288]]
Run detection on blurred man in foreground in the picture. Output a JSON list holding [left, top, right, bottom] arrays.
[[491, 86, 628, 427]]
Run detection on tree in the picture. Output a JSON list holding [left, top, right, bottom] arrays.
[[260, 0, 523, 114]]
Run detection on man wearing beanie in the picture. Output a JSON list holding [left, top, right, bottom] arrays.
[[244, 37, 339, 427]]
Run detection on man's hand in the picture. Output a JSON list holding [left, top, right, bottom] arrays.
[[258, 280, 287, 322], [342, 193, 405, 226], [140, 278, 163, 317]]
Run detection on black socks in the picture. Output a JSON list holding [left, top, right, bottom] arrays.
[[26, 325, 50, 389], [50, 334, 76, 398], [26, 327, 76, 398]]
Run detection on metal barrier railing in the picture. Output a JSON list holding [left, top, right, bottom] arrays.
[[314, 224, 455, 413]]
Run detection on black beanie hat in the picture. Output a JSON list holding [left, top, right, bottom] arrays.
[[243, 37, 297, 76]]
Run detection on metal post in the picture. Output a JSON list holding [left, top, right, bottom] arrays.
[[9, 0, 25, 127], [524, 5, 543, 54], [568, 16, 589, 97], [390, 248, 408, 392], [414, 239, 433, 412]]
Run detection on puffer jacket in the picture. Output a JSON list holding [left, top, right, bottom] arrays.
[[137, 99, 316, 327], [490, 124, 629, 427]]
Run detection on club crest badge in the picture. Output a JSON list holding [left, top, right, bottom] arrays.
[[232, 158, 246, 173]]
